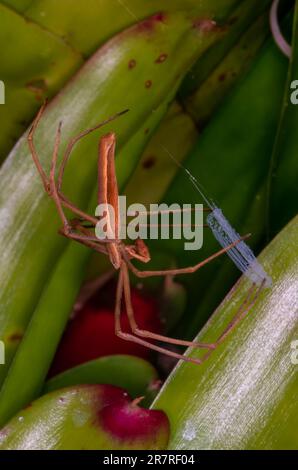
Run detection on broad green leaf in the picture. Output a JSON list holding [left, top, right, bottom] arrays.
[[0, 0, 240, 161], [183, 10, 270, 126], [44, 355, 158, 406], [0, 385, 169, 450], [15, 0, 240, 56], [125, 101, 198, 207], [0, 9, 223, 424], [153, 215, 298, 450], [0, 3, 82, 160], [179, 0, 272, 100], [154, 29, 288, 338]]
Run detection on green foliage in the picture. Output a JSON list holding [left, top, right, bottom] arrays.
[[153, 216, 298, 450], [0, 0, 296, 451], [44, 355, 158, 406], [0, 7, 225, 426]]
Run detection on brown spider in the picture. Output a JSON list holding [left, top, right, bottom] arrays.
[[28, 102, 260, 366]]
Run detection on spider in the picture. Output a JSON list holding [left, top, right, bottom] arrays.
[[28, 102, 260, 366]]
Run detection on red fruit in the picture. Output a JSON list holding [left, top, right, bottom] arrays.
[[49, 287, 161, 377], [99, 390, 170, 446]]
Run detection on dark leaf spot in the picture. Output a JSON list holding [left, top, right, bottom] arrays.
[[142, 156, 156, 169], [8, 332, 23, 343], [155, 53, 168, 64], [128, 59, 136, 69]]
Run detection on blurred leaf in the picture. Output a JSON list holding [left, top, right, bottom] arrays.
[[0, 0, 32, 12], [179, 0, 272, 99], [153, 30, 288, 338], [267, 3, 298, 236], [153, 215, 298, 450], [183, 10, 270, 126], [125, 101, 198, 207]]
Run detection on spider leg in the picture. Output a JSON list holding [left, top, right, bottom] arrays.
[[137, 207, 211, 216], [56, 109, 128, 193], [47, 124, 109, 252], [198, 280, 264, 364], [121, 262, 264, 366], [54, 111, 127, 236], [114, 264, 204, 366], [59, 228, 108, 255], [121, 262, 215, 350], [125, 234, 250, 278], [28, 104, 119, 244], [28, 101, 50, 192]]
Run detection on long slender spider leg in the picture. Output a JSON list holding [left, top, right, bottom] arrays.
[[57, 110, 128, 193], [46, 124, 111, 251], [44, 124, 115, 246], [66, 234, 108, 255], [48, 121, 72, 233], [197, 281, 264, 365], [61, 220, 117, 245], [28, 103, 127, 232], [54, 181, 119, 244], [58, 192, 99, 226], [27, 101, 50, 192], [137, 207, 211, 216], [52, 197, 117, 244], [121, 262, 215, 350], [125, 234, 250, 278], [54, 118, 126, 237], [115, 264, 203, 366], [214, 280, 264, 347], [59, 226, 108, 255], [27, 103, 96, 227], [114, 267, 124, 335]]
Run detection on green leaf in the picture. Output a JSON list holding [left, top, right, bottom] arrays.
[[0, 3, 82, 160], [0, 385, 170, 450], [267, 3, 298, 235], [152, 215, 298, 450], [11, 0, 240, 56], [125, 101, 198, 207], [44, 355, 159, 407], [0, 0, 241, 161], [179, 0, 272, 100], [182, 9, 270, 126], [0, 8, 223, 425], [155, 28, 288, 338], [0, 0, 32, 12]]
